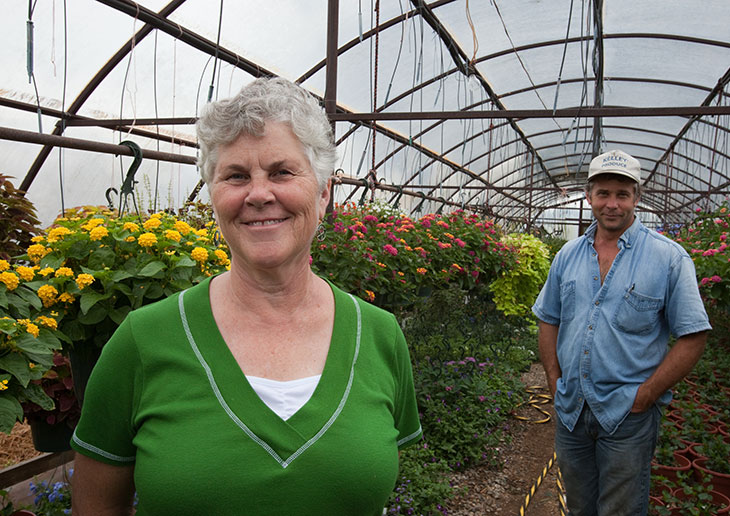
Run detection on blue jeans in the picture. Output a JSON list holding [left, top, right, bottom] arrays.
[[555, 403, 661, 516]]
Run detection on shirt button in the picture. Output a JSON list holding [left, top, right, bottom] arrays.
[[595, 301, 600, 305], [588, 325, 593, 330], [583, 374, 588, 378], [585, 350, 589, 354], [594, 276, 598, 281]]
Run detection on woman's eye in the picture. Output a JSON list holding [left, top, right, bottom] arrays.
[[275, 169, 293, 177]]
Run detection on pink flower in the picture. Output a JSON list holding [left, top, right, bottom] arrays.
[[711, 275, 722, 283], [363, 214, 379, 223], [383, 244, 398, 256], [420, 219, 432, 228], [454, 238, 466, 248], [721, 234, 728, 241], [445, 386, 453, 391], [700, 277, 711, 286], [333, 222, 346, 233]]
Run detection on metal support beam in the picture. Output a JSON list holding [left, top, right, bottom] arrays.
[[592, 0, 604, 156]]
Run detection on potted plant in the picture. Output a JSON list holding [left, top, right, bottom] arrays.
[[22, 352, 80, 452], [18, 209, 229, 403], [693, 437, 730, 497], [0, 262, 64, 434]]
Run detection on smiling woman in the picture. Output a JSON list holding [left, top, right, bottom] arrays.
[[69, 78, 422, 516]]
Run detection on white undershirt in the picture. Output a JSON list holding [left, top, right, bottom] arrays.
[[245, 374, 322, 421]]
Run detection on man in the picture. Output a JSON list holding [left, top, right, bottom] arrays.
[[532, 149, 711, 516]]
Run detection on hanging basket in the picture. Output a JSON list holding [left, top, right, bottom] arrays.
[[68, 345, 102, 408], [29, 418, 75, 453]]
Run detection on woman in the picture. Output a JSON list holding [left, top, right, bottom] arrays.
[[71, 78, 422, 515]]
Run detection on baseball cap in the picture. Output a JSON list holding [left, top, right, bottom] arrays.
[[588, 150, 641, 183]]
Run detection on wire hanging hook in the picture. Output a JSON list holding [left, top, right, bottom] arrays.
[[116, 140, 144, 219]]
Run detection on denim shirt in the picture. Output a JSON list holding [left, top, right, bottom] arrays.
[[532, 217, 711, 434]]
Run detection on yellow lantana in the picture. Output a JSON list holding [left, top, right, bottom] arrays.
[[25, 323, 40, 338], [58, 292, 75, 303], [191, 247, 209, 263], [76, 273, 95, 290], [31, 235, 45, 243], [123, 222, 140, 232], [174, 220, 192, 235], [0, 272, 19, 291], [165, 230, 182, 243], [81, 218, 105, 231], [0, 260, 9, 271], [195, 229, 208, 237], [55, 267, 74, 278], [27, 244, 51, 263], [89, 226, 109, 241], [214, 249, 229, 265], [126, 236, 136, 242], [143, 218, 162, 230], [16, 266, 35, 281], [0, 379, 8, 391], [38, 285, 59, 307], [138, 233, 157, 247], [35, 315, 58, 330], [38, 267, 55, 277], [47, 226, 72, 242]]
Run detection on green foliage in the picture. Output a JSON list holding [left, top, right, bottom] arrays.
[[489, 233, 550, 319], [0, 173, 41, 261], [28, 470, 73, 516], [413, 357, 525, 471], [385, 443, 455, 516]]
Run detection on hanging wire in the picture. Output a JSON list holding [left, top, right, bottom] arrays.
[[465, 0, 479, 65], [152, 30, 161, 212], [118, 4, 140, 183], [57, 0, 69, 217], [552, 0, 575, 113], [207, 0, 225, 102], [26, 0, 43, 133]]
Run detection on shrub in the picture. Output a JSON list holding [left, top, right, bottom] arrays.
[[0, 173, 41, 261]]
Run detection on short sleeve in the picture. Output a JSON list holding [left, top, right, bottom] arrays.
[[665, 253, 712, 338], [532, 250, 563, 325], [391, 318, 422, 450], [70, 315, 142, 465]]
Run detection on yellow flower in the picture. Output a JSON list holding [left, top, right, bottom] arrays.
[[0, 272, 19, 291], [365, 290, 376, 302], [138, 233, 158, 247], [150, 213, 163, 219], [28, 363, 35, 369], [47, 226, 72, 242], [0, 379, 8, 391], [35, 316, 58, 330], [54, 267, 74, 278], [0, 260, 9, 272], [377, 262, 386, 269], [38, 285, 59, 307], [16, 266, 35, 281], [416, 268, 427, 275], [165, 230, 182, 243], [25, 323, 40, 338], [89, 226, 109, 241], [214, 249, 229, 265], [27, 244, 51, 263], [81, 218, 105, 231], [58, 292, 75, 304], [38, 267, 55, 277], [76, 273, 95, 290], [174, 220, 192, 235], [143, 218, 162, 230], [123, 222, 140, 232], [31, 235, 45, 243], [191, 247, 209, 263], [126, 236, 136, 242], [195, 229, 208, 237]]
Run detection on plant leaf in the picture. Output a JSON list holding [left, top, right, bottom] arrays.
[[0, 352, 33, 387], [0, 394, 23, 433]]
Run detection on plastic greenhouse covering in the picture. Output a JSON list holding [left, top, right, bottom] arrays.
[[1, 0, 729, 238]]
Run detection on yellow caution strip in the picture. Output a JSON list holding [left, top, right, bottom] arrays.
[[513, 385, 553, 424], [519, 451, 557, 516]]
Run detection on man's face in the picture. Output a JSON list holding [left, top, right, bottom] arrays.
[[586, 176, 639, 235]]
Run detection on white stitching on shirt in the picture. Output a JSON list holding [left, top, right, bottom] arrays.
[[178, 289, 362, 469], [72, 430, 135, 462], [397, 426, 423, 447]]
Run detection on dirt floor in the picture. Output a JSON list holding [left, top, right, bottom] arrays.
[[1, 363, 560, 515]]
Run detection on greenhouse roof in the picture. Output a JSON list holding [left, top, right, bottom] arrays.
[[2, 0, 729, 235]]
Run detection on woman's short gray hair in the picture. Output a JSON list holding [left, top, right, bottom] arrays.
[[196, 77, 337, 190]]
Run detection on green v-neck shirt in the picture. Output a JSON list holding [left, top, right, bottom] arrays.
[[72, 276, 422, 515]]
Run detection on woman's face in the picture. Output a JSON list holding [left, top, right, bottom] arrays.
[[210, 121, 330, 274]]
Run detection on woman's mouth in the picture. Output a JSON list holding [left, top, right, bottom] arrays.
[[246, 218, 287, 226]]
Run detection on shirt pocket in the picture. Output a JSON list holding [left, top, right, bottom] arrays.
[[560, 280, 576, 322], [612, 288, 663, 335]]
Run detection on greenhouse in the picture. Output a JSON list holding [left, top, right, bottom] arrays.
[[1, 1, 729, 515]]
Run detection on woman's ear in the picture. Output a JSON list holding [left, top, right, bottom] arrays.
[[319, 177, 332, 219]]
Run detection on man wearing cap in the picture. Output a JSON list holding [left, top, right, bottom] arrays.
[[532, 150, 711, 515]]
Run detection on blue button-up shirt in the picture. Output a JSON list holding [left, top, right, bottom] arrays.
[[532, 217, 711, 434]]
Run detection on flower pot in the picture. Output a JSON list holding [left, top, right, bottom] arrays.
[[651, 452, 692, 483], [29, 418, 74, 452], [670, 486, 730, 515], [68, 345, 102, 407], [694, 457, 730, 498]]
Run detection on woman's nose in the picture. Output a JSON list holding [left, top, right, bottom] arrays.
[[245, 175, 275, 206]]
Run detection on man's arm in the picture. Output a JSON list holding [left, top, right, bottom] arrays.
[[537, 321, 561, 397], [631, 330, 708, 413]]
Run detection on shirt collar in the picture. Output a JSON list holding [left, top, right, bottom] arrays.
[[585, 216, 642, 248]]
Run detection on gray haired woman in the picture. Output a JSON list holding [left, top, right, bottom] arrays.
[[71, 77, 422, 516]]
